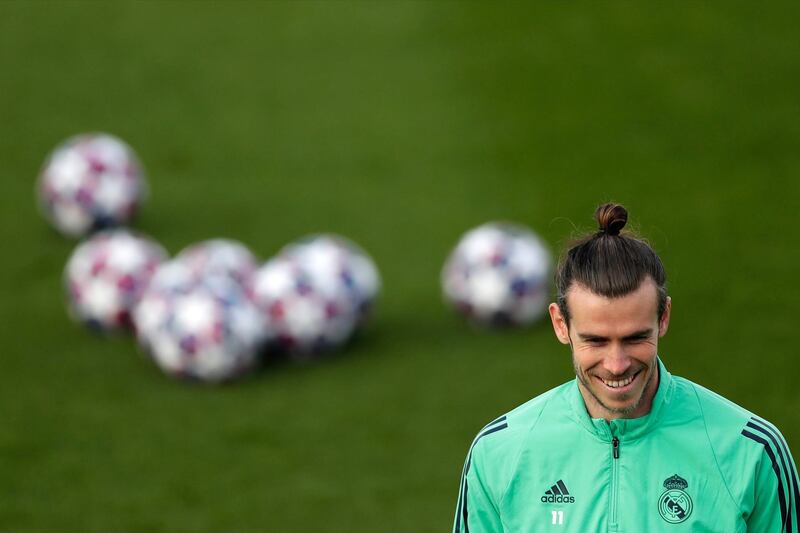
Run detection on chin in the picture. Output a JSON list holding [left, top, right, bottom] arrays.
[[606, 402, 637, 415], [595, 388, 643, 414]]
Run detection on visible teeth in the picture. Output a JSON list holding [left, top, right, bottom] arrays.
[[603, 374, 635, 388]]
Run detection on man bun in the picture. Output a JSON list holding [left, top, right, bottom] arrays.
[[595, 203, 628, 236], [555, 202, 668, 324]]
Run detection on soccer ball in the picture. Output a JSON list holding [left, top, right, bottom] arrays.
[[37, 133, 147, 237], [64, 229, 167, 332], [280, 234, 381, 325], [250, 255, 358, 356], [175, 238, 258, 288], [442, 222, 551, 326], [131, 260, 196, 341], [133, 263, 264, 382]]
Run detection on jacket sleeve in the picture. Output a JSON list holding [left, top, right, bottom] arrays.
[[745, 425, 799, 532], [453, 440, 504, 533]]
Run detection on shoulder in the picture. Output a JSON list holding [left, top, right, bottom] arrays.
[[466, 382, 572, 482], [471, 380, 571, 452], [672, 375, 767, 457], [673, 376, 753, 428], [461, 381, 572, 503], [673, 375, 786, 451], [671, 375, 794, 504]]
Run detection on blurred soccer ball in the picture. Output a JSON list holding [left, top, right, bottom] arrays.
[[280, 234, 381, 325], [251, 255, 359, 356], [176, 238, 258, 288], [442, 222, 551, 326], [133, 264, 264, 382], [65, 229, 167, 332], [38, 133, 147, 237], [132, 260, 196, 342]]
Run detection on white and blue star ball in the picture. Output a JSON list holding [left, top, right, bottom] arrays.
[[65, 229, 167, 332], [442, 222, 551, 326], [280, 234, 381, 326], [38, 133, 147, 237], [251, 254, 358, 356], [133, 265, 265, 382], [175, 238, 258, 289]]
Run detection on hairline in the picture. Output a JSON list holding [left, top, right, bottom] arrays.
[[557, 276, 667, 327]]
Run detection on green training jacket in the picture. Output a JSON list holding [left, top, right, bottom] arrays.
[[453, 359, 798, 532]]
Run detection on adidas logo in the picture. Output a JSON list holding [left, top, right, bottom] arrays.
[[541, 480, 575, 504]]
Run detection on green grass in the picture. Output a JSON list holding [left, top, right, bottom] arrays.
[[1, 2, 799, 531]]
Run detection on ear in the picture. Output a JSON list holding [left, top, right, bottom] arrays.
[[658, 296, 671, 337], [548, 303, 571, 345]]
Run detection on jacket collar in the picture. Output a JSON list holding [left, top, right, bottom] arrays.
[[568, 357, 675, 441]]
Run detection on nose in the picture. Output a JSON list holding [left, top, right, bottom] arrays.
[[603, 342, 631, 377]]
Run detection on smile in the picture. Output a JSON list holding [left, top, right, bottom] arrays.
[[598, 370, 640, 390]]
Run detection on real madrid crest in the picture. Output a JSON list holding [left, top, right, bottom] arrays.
[[658, 475, 693, 524]]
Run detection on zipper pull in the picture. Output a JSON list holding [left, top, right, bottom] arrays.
[[612, 437, 620, 459]]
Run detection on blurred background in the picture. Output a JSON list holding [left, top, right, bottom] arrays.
[[1, 2, 799, 531]]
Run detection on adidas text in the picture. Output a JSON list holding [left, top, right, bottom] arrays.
[[541, 494, 575, 504]]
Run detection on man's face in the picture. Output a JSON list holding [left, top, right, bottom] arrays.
[[548, 278, 671, 420]]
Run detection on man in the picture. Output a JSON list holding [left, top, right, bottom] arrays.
[[453, 203, 798, 532]]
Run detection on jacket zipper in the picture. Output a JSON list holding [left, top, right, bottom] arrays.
[[611, 437, 620, 528]]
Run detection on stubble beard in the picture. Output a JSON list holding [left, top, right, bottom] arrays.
[[573, 358, 657, 417]]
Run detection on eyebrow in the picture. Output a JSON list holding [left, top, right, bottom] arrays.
[[577, 329, 654, 342]]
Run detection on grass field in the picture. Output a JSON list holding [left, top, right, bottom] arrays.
[[1, 2, 799, 531]]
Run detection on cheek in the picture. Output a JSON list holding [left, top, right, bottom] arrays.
[[572, 348, 602, 368], [628, 342, 658, 358]]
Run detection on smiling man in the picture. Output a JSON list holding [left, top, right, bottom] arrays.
[[453, 204, 798, 532], [556, 278, 666, 421]]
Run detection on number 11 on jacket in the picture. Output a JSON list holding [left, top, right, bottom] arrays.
[[551, 510, 564, 525]]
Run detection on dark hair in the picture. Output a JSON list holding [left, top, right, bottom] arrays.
[[556, 203, 667, 324]]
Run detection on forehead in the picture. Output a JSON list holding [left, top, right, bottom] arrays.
[[565, 279, 659, 334]]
